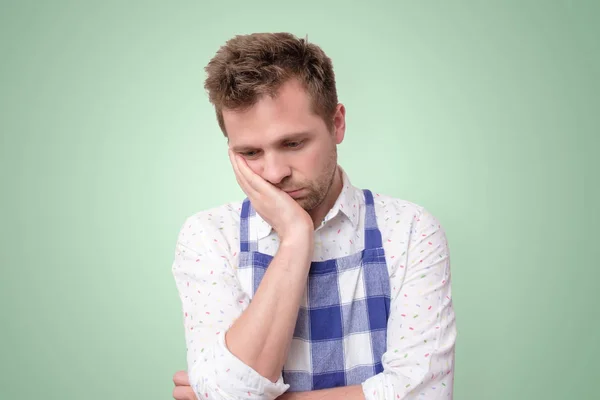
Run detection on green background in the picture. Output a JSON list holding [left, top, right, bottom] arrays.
[[1, 1, 598, 399]]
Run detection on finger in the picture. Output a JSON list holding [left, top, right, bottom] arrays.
[[233, 152, 259, 190], [172, 370, 189, 386], [229, 150, 259, 198], [233, 151, 274, 195], [172, 385, 195, 400], [228, 149, 246, 185], [228, 149, 248, 189]]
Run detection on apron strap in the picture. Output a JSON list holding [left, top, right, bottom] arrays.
[[240, 198, 257, 252], [363, 189, 383, 249]]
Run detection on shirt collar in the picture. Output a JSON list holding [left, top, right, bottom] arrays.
[[254, 166, 361, 240]]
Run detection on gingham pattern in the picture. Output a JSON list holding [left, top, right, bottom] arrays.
[[238, 189, 391, 391]]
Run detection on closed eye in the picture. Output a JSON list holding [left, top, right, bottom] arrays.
[[285, 141, 303, 149], [240, 150, 260, 158]]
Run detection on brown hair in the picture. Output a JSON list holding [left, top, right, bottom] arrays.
[[204, 32, 338, 136]]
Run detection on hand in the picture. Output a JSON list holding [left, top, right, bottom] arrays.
[[229, 150, 314, 241], [172, 371, 195, 400]]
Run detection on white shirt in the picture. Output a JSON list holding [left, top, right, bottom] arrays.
[[172, 167, 457, 399]]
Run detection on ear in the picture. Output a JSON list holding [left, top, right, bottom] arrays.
[[332, 103, 346, 144]]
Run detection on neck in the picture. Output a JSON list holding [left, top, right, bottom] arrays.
[[309, 166, 343, 229]]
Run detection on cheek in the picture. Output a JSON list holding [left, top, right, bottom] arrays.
[[246, 160, 263, 175], [303, 151, 320, 167], [299, 146, 331, 177]]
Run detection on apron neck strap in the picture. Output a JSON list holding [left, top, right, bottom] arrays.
[[363, 189, 383, 249]]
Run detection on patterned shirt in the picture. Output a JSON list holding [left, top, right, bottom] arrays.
[[172, 167, 457, 399]]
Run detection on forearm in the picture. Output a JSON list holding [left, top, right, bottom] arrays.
[[226, 233, 313, 382], [278, 385, 365, 400]]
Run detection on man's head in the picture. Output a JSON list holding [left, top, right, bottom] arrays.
[[204, 32, 346, 213]]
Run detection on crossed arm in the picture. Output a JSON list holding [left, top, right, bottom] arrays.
[[172, 207, 455, 399], [173, 371, 364, 400]]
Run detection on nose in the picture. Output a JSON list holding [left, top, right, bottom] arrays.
[[261, 152, 291, 185]]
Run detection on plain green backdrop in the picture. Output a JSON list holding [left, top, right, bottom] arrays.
[[1, 1, 598, 399]]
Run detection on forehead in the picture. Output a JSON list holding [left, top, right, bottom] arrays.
[[224, 79, 325, 147]]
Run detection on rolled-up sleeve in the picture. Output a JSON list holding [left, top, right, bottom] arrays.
[[362, 208, 457, 399], [172, 213, 290, 400]]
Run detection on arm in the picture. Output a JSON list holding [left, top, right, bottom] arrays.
[[360, 207, 456, 399], [173, 226, 312, 400], [225, 149, 315, 383], [172, 151, 315, 400], [226, 229, 313, 381], [173, 221, 289, 400], [278, 385, 365, 400]]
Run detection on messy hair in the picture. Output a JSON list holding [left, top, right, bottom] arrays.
[[204, 32, 338, 136]]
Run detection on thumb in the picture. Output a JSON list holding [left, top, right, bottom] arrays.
[[173, 370, 190, 386], [172, 386, 196, 400]]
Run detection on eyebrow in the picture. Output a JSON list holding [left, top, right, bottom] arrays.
[[231, 131, 310, 152]]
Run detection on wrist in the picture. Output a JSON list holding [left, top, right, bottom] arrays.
[[280, 228, 314, 251], [281, 224, 313, 244]]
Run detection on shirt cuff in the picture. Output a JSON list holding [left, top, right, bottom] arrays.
[[191, 331, 290, 400]]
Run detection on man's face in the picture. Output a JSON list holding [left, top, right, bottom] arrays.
[[224, 78, 345, 212]]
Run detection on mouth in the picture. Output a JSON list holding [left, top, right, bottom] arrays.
[[284, 188, 305, 198]]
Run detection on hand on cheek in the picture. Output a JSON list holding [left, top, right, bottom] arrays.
[[228, 149, 313, 239]]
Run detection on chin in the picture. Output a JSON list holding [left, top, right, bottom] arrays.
[[297, 199, 310, 210], [298, 197, 321, 212]]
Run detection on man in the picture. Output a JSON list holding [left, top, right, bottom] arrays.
[[171, 32, 456, 400]]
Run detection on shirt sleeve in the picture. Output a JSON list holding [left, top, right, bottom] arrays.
[[171, 213, 290, 400], [362, 208, 457, 399]]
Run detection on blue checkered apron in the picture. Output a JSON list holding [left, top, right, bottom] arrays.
[[238, 189, 391, 391]]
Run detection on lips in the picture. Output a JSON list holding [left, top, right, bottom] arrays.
[[284, 188, 305, 197]]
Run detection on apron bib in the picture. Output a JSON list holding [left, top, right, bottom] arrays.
[[238, 189, 391, 391]]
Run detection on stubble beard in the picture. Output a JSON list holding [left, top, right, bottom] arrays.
[[297, 149, 338, 212]]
